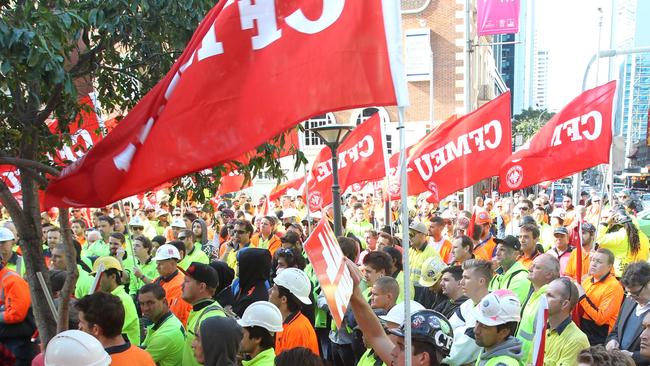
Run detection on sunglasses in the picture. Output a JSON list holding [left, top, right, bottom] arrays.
[[558, 277, 577, 303], [178, 236, 187, 240], [234, 230, 248, 235], [132, 227, 144, 231]]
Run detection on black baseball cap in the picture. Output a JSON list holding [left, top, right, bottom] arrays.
[[180, 262, 219, 289], [495, 235, 521, 251]]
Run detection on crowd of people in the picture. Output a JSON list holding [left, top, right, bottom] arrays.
[[0, 187, 650, 366]]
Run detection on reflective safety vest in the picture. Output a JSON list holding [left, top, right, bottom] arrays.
[[515, 285, 547, 365], [476, 354, 522, 366]]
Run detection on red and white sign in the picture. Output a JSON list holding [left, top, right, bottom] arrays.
[[499, 82, 616, 192], [303, 218, 353, 328], [477, 0, 520, 36], [407, 92, 512, 202], [45, 0, 407, 208], [306, 114, 386, 211]]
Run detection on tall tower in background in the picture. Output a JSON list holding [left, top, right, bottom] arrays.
[[533, 49, 549, 109]]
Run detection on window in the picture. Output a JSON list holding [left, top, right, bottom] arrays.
[[386, 134, 393, 155], [303, 113, 336, 146], [350, 107, 390, 126]]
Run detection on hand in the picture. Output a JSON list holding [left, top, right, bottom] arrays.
[[606, 339, 619, 351], [344, 258, 363, 289], [620, 350, 633, 357], [134, 267, 143, 279], [116, 247, 126, 261]]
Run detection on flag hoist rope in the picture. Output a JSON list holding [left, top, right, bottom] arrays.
[[397, 106, 411, 366]]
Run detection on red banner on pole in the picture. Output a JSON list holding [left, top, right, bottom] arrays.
[[499, 82, 616, 192], [45, 0, 406, 208], [306, 114, 386, 211], [303, 218, 353, 328], [215, 172, 253, 197], [407, 92, 512, 202], [477, 0, 521, 36], [269, 176, 305, 203]]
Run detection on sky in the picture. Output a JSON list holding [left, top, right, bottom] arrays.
[[536, 0, 613, 111]]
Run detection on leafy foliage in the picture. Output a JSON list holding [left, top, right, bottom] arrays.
[[0, 0, 305, 193], [512, 107, 555, 142]]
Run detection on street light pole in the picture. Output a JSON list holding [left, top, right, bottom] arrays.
[[330, 144, 343, 236], [309, 124, 355, 237]]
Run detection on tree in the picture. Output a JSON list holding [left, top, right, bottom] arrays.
[[0, 0, 303, 345], [512, 107, 555, 142]]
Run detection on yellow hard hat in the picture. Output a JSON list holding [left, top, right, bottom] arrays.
[[91, 256, 123, 274]]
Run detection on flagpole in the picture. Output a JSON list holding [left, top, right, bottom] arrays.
[[397, 106, 411, 366], [462, 0, 474, 211], [304, 166, 311, 234]]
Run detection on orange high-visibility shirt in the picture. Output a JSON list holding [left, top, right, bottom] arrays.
[[155, 270, 192, 326], [0, 266, 30, 323], [106, 343, 155, 365], [473, 237, 496, 261], [580, 273, 624, 333], [564, 249, 591, 281], [275, 312, 319, 356]]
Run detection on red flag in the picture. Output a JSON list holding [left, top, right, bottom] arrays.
[[500, 82, 616, 192], [531, 295, 549, 366], [46, 96, 103, 166], [269, 176, 305, 202], [306, 113, 386, 212], [407, 92, 512, 202], [45, 1, 406, 208], [216, 172, 252, 197], [303, 218, 353, 328]]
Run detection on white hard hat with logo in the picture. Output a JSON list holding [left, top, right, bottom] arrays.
[[379, 300, 425, 326], [0, 227, 15, 242], [237, 301, 284, 332], [45, 329, 111, 366], [274, 267, 312, 304], [472, 289, 521, 326], [129, 215, 145, 227], [153, 244, 181, 261]]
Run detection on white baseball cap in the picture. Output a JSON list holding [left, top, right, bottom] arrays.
[[170, 217, 186, 229], [274, 268, 312, 304], [153, 244, 181, 261], [0, 228, 15, 242], [472, 289, 521, 326], [379, 300, 425, 326], [237, 301, 284, 333]]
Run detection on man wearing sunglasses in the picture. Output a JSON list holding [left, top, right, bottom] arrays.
[[544, 277, 590, 364], [221, 220, 253, 270], [607, 262, 650, 365]]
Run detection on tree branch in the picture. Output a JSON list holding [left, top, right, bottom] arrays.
[[0, 179, 26, 232], [0, 157, 60, 176]]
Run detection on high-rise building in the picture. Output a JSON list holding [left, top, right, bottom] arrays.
[[533, 49, 549, 109]]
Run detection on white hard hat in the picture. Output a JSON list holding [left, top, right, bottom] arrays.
[[472, 289, 521, 326], [274, 268, 312, 304], [379, 300, 425, 326], [153, 244, 181, 261], [237, 301, 284, 332], [0, 227, 15, 242], [128, 215, 145, 227], [170, 217, 186, 229], [45, 330, 111, 366]]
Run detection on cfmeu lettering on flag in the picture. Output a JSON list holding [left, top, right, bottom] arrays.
[[411, 120, 503, 180], [113, 0, 346, 172], [314, 135, 375, 183], [550, 111, 603, 147], [304, 219, 353, 328]]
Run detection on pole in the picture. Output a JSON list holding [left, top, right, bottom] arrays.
[[625, 55, 637, 169], [463, 0, 473, 211], [397, 106, 411, 366], [304, 166, 311, 234], [331, 144, 343, 237]]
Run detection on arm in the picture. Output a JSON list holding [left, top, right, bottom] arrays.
[[580, 283, 624, 327], [0, 276, 30, 324], [345, 259, 395, 364]]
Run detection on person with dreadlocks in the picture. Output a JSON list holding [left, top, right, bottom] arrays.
[[597, 211, 649, 277]]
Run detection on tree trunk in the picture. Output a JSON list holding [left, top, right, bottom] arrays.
[[57, 208, 78, 332]]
